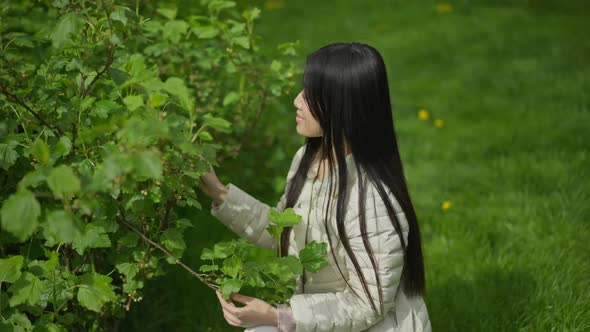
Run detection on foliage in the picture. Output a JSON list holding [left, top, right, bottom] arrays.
[[198, 208, 328, 305], [0, 0, 301, 330]]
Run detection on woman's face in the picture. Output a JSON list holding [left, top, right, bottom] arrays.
[[293, 90, 323, 137]]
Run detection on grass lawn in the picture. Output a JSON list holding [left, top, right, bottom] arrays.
[[123, 1, 590, 331]]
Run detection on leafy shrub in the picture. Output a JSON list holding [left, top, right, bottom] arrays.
[[199, 208, 329, 304], [0, 0, 300, 330]]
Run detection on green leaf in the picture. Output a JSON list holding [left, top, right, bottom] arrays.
[[243, 7, 261, 22], [233, 36, 250, 49], [198, 130, 213, 141], [31, 139, 50, 164], [173, 218, 194, 230], [157, 7, 177, 20], [202, 114, 232, 133], [0, 255, 24, 283], [208, 1, 236, 14], [265, 224, 282, 239], [269, 208, 301, 227], [47, 165, 80, 198], [149, 92, 168, 108], [266, 258, 295, 282], [54, 136, 72, 158], [94, 100, 120, 118], [193, 26, 219, 39], [163, 77, 193, 111], [109, 68, 132, 86], [116, 262, 139, 280], [77, 272, 117, 312], [163, 20, 189, 43], [200, 248, 215, 261], [3, 311, 32, 330], [18, 169, 47, 190], [160, 228, 186, 257], [118, 232, 139, 247], [213, 241, 236, 259], [44, 210, 82, 245], [242, 266, 265, 287], [270, 60, 282, 72], [299, 241, 329, 273], [0, 189, 41, 242], [132, 150, 162, 179], [110, 7, 128, 26], [123, 95, 144, 111], [219, 278, 242, 300], [81, 96, 96, 112], [221, 255, 242, 278], [51, 12, 84, 50], [163, 77, 187, 96], [222, 91, 240, 106], [72, 224, 111, 255], [199, 264, 218, 272], [280, 255, 303, 275], [27, 253, 59, 277], [8, 272, 44, 307], [0, 141, 18, 170], [242, 245, 275, 264]]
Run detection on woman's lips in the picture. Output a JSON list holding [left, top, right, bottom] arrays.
[[296, 112, 304, 121]]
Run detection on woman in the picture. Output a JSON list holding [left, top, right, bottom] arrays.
[[198, 42, 431, 332]]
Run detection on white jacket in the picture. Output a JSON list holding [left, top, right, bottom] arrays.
[[211, 145, 431, 332]]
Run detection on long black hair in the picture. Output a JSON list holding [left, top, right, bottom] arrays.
[[279, 42, 426, 316]]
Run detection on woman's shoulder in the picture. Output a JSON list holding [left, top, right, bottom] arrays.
[[346, 175, 408, 229], [284, 144, 307, 181], [294, 144, 306, 161]]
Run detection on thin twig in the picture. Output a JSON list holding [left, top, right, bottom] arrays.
[[82, 44, 114, 98], [117, 217, 218, 291], [0, 83, 64, 137], [72, 253, 89, 274], [157, 199, 174, 235]]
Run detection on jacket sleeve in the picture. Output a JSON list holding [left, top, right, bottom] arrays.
[[210, 145, 305, 250], [287, 183, 409, 332]]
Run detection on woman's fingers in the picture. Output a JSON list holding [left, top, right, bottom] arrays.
[[216, 290, 242, 317], [222, 308, 243, 327], [198, 166, 219, 193], [230, 292, 255, 304], [217, 291, 244, 327]]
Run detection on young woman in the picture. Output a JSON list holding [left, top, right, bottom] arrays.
[[198, 42, 431, 332]]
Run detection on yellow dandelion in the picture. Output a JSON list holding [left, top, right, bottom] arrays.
[[436, 3, 454, 14], [264, 0, 285, 11], [441, 200, 452, 211], [418, 109, 430, 121], [434, 118, 444, 128]]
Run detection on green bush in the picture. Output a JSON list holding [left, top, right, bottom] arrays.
[[0, 0, 300, 330]]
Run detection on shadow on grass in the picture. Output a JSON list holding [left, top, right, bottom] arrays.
[[428, 268, 537, 332]]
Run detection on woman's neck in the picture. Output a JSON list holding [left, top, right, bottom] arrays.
[[314, 144, 352, 181], [317, 144, 352, 161]]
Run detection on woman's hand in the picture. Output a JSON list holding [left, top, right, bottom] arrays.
[[216, 290, 278, 328], [198, 165, 228, 206]]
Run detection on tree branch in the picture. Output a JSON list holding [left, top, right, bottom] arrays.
[[117, 216, 218, 292], [0, 83, 64, 137], [157, 199, 174, 235], [82, 43, 114, 98]]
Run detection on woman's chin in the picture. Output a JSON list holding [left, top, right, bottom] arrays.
[[295, 125, 305, 136]]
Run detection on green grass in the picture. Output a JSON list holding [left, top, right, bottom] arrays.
[[124, 1, 590, 330]]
